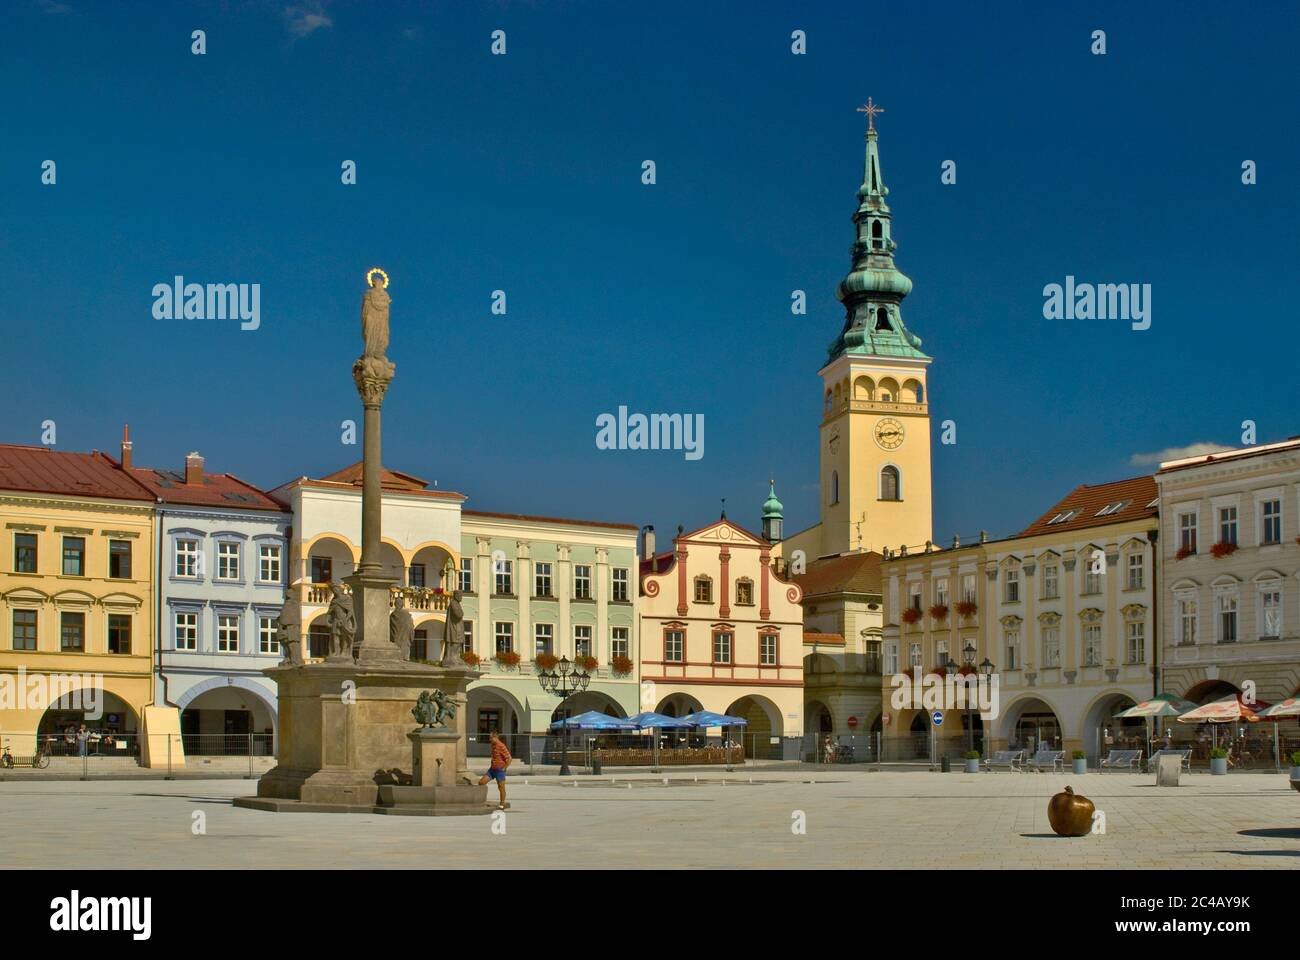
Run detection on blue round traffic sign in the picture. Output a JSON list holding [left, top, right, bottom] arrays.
[[931, 711, 944, 726]]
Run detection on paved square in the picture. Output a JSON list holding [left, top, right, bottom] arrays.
[[6, 770, 1298, 869]]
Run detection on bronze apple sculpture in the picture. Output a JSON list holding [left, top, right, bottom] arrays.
[[1048, 785, 1095, 837]]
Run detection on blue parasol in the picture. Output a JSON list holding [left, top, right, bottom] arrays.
[[681, 711, 748, 728], [548, 710, 637, 730]]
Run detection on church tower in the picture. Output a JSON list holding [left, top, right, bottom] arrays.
[[818, 105, 933, 556]]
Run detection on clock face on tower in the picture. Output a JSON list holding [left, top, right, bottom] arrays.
[[874, 417, 905, 450]]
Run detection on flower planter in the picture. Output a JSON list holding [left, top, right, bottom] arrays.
[[1289, 765, 1300, 783], [1072, 758, 1086, 775], [965, 758, 980, 773], [1210, 757, 1228, 775]]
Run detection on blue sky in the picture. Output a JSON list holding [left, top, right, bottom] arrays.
[[2, 1, 1298, 549]]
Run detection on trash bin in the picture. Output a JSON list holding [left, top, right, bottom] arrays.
[[591, 757, 602, 775], [940, 755, 951, 773]]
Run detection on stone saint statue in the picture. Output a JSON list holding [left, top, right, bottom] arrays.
[[390, 593, 414, 661], [275, 592, 304, 666], [326, 582, 356, 659], [440, 589, 466, 666], [361, 272, 391, 360]]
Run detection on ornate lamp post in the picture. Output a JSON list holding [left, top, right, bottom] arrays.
[[538, 656, 591, 776], [980, 657, 995, 756], [960, 641, 976, 752]]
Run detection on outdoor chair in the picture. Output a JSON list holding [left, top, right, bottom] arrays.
[[1099, 749, 1142, 771], [1150, 748, 1192, 773], [1027, 749, 1065, 773], [982, 749, 1025, 772]]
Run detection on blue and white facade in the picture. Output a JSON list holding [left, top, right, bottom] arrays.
[[153, 499, 291, 749]]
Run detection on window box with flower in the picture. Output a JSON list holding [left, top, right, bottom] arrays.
[[929, 603, 949, 622]]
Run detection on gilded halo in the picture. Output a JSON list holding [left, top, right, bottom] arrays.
[[365, 267, 390, 288]]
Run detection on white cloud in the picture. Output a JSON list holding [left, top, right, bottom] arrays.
[[1129, 442, 1231, 466], [285, 3, 332, 37]]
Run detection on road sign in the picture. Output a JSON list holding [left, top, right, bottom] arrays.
[[931, 711, 944, 726]]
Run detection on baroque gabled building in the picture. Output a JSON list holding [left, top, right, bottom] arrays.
[[641, 517, 804, 758]]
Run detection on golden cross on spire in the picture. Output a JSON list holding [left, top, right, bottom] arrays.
[[856, 97, 884, 132]]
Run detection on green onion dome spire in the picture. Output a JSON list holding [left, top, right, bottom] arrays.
[[828, 114, 928, 362]]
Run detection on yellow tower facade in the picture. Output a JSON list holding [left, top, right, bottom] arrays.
[[819, 353, 932, 556], [813, 118, 933, 558]]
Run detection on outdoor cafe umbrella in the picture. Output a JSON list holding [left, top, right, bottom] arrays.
[[680, 711, 749, 728], [1253, 697, 1300, 772], [681, 711, 749, 767], [1176, 694, 1262, 755], [1114, 693, 1197, 755], [628, 711, 693, 770], [547, 711, 637, 773], [547, 710, 637, 730]]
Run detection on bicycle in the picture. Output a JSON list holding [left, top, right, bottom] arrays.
[[1, 738, 51, 769]]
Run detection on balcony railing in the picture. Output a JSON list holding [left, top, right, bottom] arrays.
[[303, 582, 449, 611]]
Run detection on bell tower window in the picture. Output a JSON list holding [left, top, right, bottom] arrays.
[[880, 465, 901, 501], [871, 220, 883, 249], [875, 307, 891, 331]]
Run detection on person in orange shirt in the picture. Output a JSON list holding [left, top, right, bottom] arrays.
[[478, 731, 512, 809]]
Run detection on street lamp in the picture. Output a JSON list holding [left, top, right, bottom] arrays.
[[942, 656, 958, 766], [980, 657, 995, 756], [960, 642, 977, 751], [537, 655, 590, 776]]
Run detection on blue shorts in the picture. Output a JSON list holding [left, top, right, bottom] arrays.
[[484, 767, 506, 782]]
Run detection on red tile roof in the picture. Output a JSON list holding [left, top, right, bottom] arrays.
[[318, 461, 432, 491], [1018, 474, 1158, 538], [463, 509, 638, 531], [283, 462, 467, 501], [0, 444, 153, 501], [792, 552, 882, 599], [128, 466, 286, 512]]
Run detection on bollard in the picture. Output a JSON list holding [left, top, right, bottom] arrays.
[[166, 735, 174, 781], [246, 733, 254, 779]]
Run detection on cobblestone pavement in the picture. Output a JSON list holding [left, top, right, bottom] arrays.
[[6, 770, 1298, 869]]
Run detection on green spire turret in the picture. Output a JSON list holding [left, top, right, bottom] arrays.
[[761, 479, 784, 542], [828, 115, 928, 363]]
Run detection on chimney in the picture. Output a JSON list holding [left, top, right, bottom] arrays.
[[641, 525, 655, 561], [185, 451, 205, 485], [120, 424, 133, 470]]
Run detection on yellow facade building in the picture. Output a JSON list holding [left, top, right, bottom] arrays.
[[0, 444, 177, 765], [880, 476, 1159, 761]]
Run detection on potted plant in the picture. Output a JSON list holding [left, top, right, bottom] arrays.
[[957, 664, 977, 677], [493, 650, 521, 670], [1175, 544, 1195, 560], [1209, 746, 1228, 775], [460, 650, 481, 667], [955, 600, 978, 618], [902, 607, 922, 625], [1072, 749, 1087, 774], [576, 654, 598, 672], [1289, 750, 1300, 783], [964, 749, 980, 773], [610, 654, 634, 677], [534, 652, 559, 671], [929, 603, 949, 622], [1210, 541, 1238, 559]]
